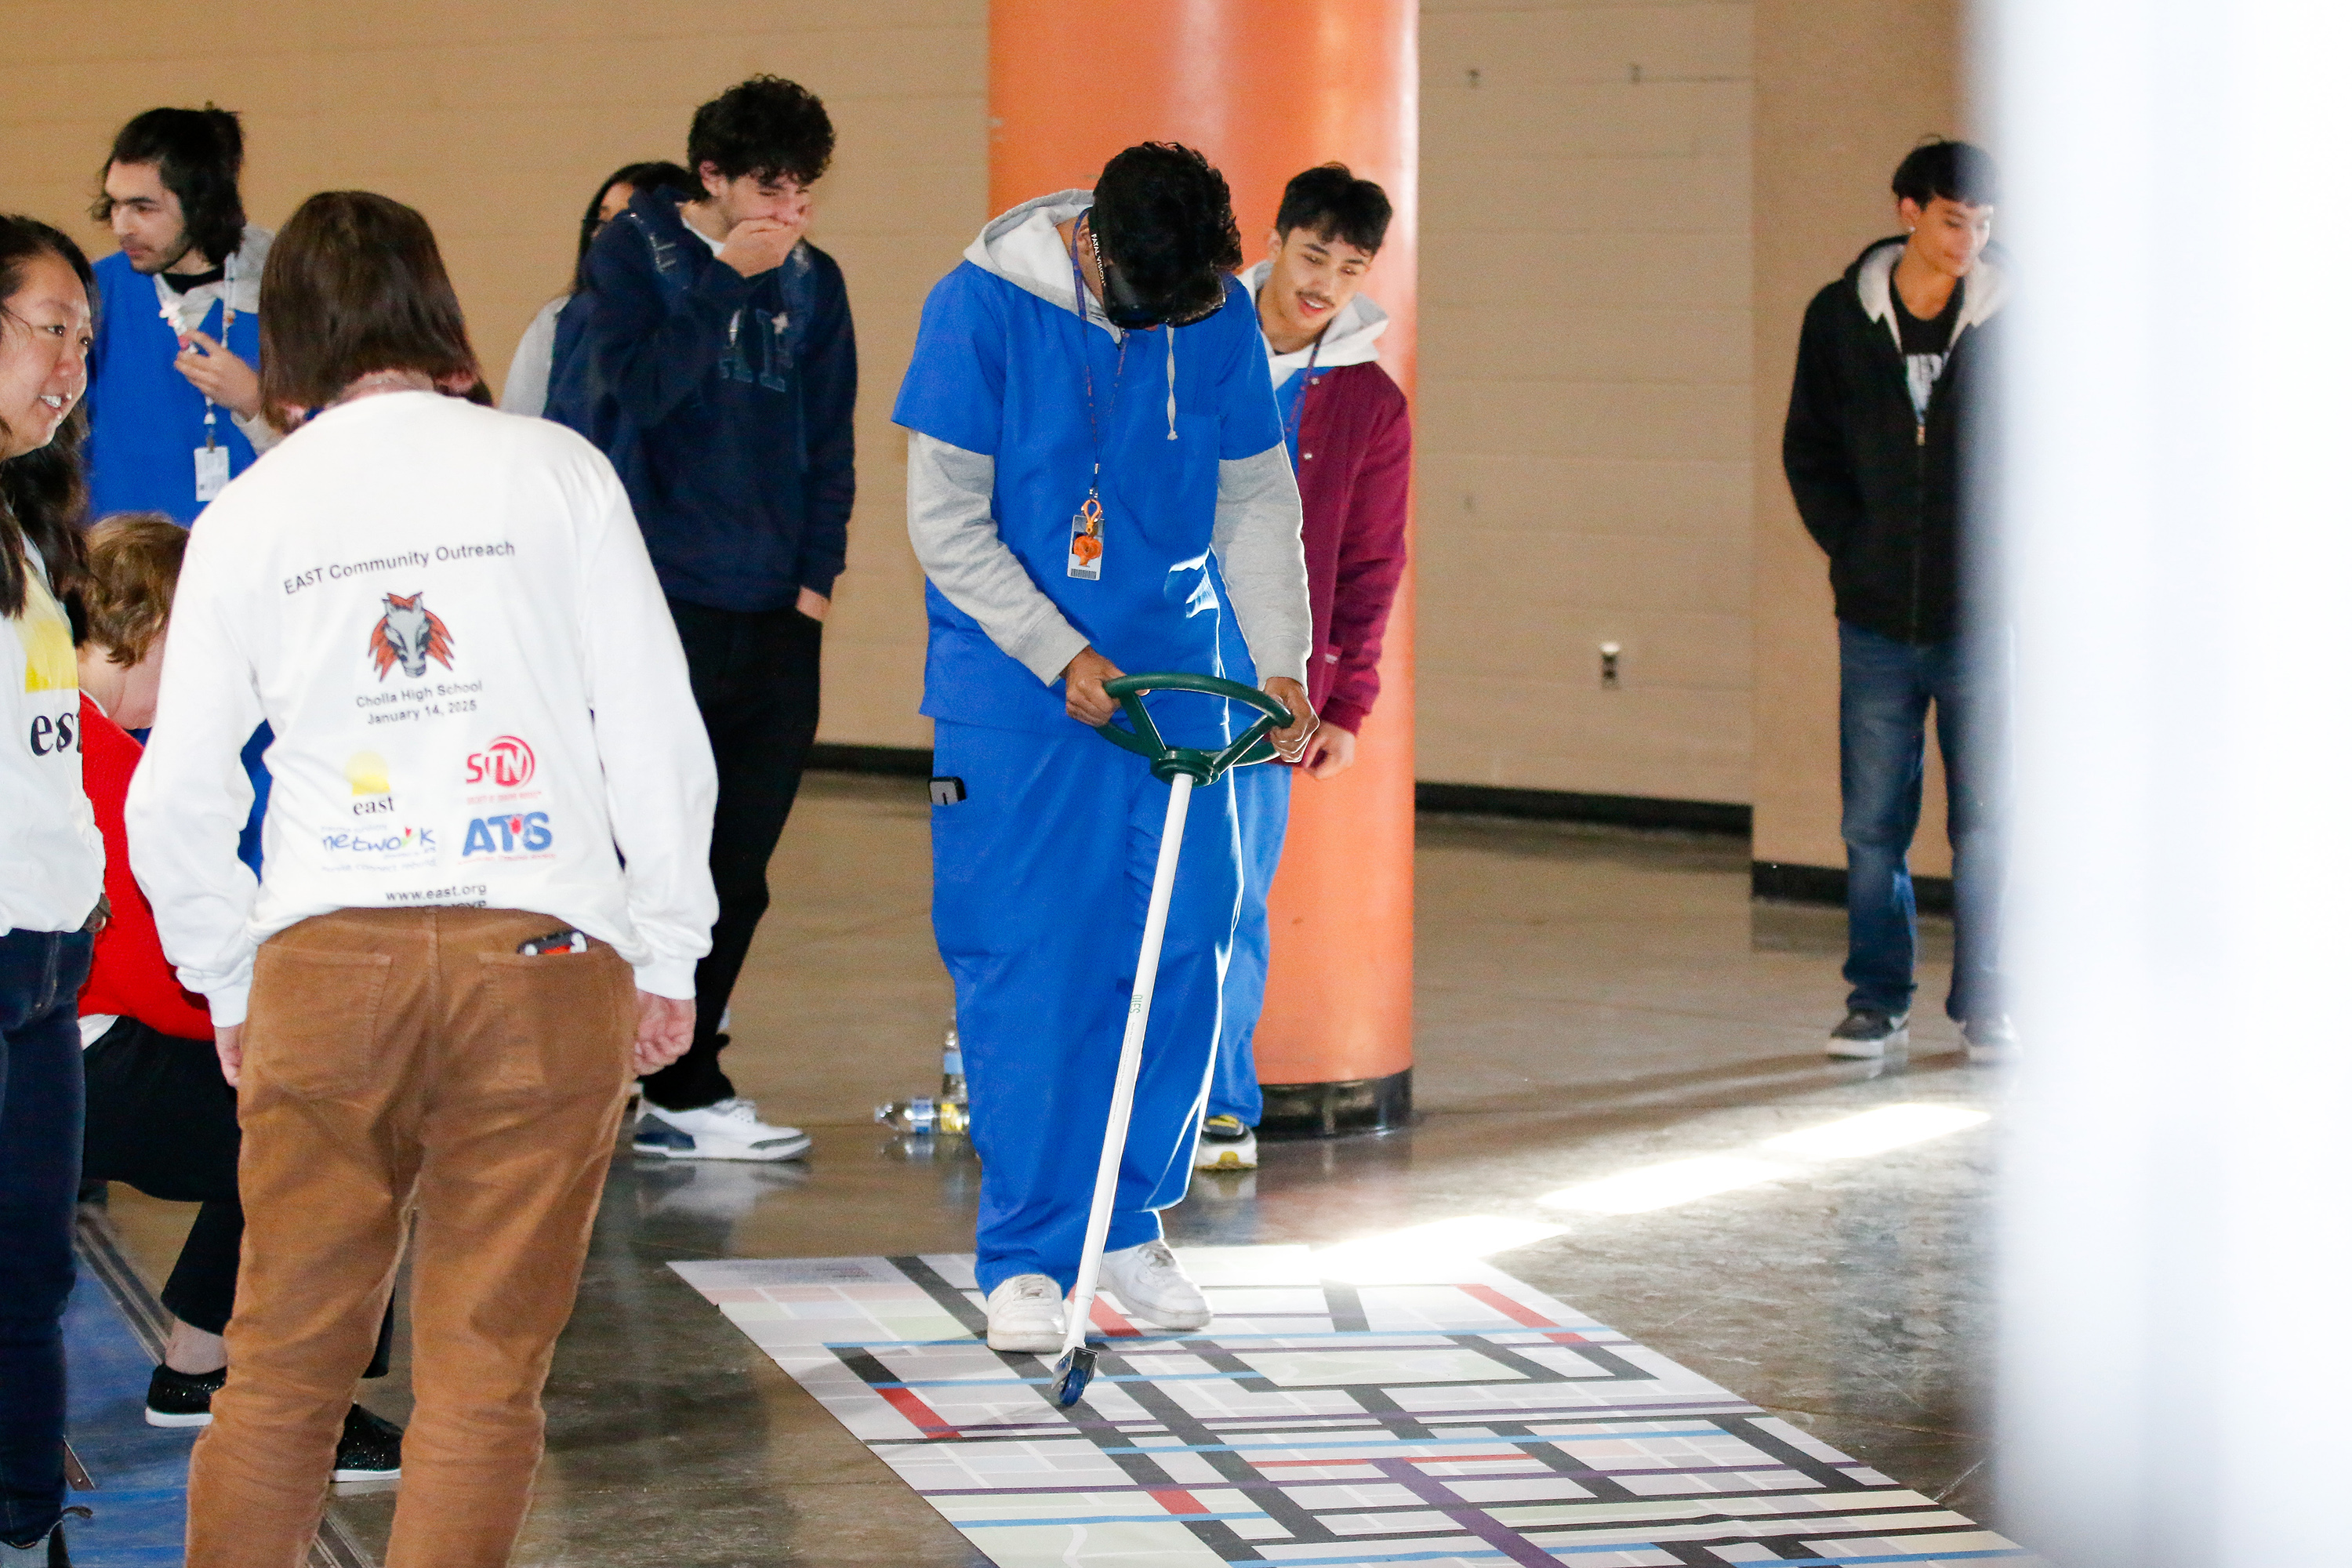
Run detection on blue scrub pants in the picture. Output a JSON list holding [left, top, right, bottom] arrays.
[[931, 718, 1241, 1296], [1207, 760, 1293, 1127]]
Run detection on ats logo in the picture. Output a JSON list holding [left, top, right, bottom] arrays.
[[463, 811, 554, 858], [369, 592, 456, 681], [463, 735, 535, 789]]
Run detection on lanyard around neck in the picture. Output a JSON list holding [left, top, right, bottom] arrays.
[[1069, 224, 1131, 506]]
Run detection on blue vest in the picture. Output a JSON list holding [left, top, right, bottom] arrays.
[[86, 251, 263, 523]]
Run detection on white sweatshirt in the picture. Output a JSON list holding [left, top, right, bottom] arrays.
[[1, 550, 103, 933], [499, 296, 567, 419], [127, 391, 719, 1023]]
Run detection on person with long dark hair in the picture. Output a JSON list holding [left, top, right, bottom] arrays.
[[499, 160, 694, 418], [126, 191, 717, 1564], [0, 214, 103, 1566]]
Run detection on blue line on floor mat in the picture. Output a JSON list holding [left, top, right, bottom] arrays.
[[56, 1265, 194, 1563]]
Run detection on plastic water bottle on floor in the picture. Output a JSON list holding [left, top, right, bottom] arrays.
[[876, 1024, 970, 1134]]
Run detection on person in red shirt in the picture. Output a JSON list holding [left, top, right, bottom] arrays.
[[1199, 166, 1411, 1171], [73, 513, 400, 1476]]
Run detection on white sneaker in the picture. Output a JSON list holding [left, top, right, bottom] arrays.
[[985, 1273, 1065, 1353], [634, 1098, 811, 1161], [1192, 1115, 1258, 1171], [1099, 1240, 1210, 1330]]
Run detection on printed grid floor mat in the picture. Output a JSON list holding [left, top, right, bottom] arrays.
[[671, 1247, 2031, 1568]]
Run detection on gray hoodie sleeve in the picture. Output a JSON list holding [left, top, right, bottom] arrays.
[[1214, 443, 1313, 691], [906, 432, 1090, 685]]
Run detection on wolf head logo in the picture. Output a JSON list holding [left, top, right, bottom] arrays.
[[369, 592, 456, 681]]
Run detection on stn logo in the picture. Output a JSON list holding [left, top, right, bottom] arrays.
[[463, 735, 535, 789]]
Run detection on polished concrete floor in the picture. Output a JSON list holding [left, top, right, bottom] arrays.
[[103, 773, 2003, 1566]]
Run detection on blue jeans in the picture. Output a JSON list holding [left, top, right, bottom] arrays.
[[0, 927, 93, 1547], [1838, 621, 2009, 1023], [1208, 761, 1292, 1126]]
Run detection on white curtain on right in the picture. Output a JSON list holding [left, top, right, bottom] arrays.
[[1996, 2, 2352, 1563]]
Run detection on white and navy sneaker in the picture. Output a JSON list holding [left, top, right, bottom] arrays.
[[1192, 1114, 1258, 1171], [1099, 1240, 1210, 1330], [635, 1098, 811, 1161], [985, 1274, 1065, 1354], [1826, 1008, 1910, 1059]]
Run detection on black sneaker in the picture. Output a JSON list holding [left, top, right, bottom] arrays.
[[1827, 1007, 1910, 1059], [332, 1404, 403, 1482], [1962, 1013, 2020, 1062], [144, 1363, 226, 1428]]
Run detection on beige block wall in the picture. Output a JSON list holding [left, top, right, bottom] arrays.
[[1749, 0, 1962, 873], [0, 0, 984, 752], [3, 1, 1956, 833], [1417, 0, 1755, 804]]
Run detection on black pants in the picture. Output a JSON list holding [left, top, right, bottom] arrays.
[[641, 597, 822, 1112], [82, 1018, 392, 1376]]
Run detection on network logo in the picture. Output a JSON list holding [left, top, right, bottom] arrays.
[[462, 811, 554, 857]]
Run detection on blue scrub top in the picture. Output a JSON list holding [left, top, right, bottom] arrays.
[[85, 251, 263, 524], [894, 263, 1283, 735]]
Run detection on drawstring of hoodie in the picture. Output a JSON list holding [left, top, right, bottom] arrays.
[[1165, 328, 1177, 440]]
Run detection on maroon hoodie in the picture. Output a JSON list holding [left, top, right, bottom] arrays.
[[1261, 276, 1412, 737]]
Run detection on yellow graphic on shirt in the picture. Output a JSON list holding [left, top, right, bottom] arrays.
[[346, 752, 392, 796], [16, 573, 76, 693]]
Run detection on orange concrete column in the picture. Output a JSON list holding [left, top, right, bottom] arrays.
[[991, 0, 1418, 1133]]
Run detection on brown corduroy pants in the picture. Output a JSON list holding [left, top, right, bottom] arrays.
[[187, 907, 637, 1568]]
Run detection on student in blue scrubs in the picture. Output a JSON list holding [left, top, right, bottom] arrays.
[[88, 107, 278, 869], [87, 107, 276, 521], [895, 144, 1318, 1353]]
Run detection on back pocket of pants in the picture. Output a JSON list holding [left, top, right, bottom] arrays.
[[477, 948, 633, 1098], [246, 946, 393, 1101]]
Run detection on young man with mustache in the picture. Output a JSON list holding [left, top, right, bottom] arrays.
[[86, 107, 278, 522]]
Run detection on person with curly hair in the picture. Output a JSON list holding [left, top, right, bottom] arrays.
[[548, 77, 855, 1162], [894, 143, 1316, 1352], [0, 213, 102, 1566]]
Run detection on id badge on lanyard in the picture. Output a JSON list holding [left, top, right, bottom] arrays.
[[1067, 495, 1104, 580], [194, 441, 230, 502], [185, 259, 238, 503]]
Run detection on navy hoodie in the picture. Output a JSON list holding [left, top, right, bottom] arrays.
[[549, 189, 856, 612]]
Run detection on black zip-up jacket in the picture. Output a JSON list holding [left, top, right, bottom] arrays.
[[1782, 238, 2008, 645]]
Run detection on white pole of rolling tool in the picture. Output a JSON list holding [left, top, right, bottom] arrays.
[[1059, 770, 1195, 1360]]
